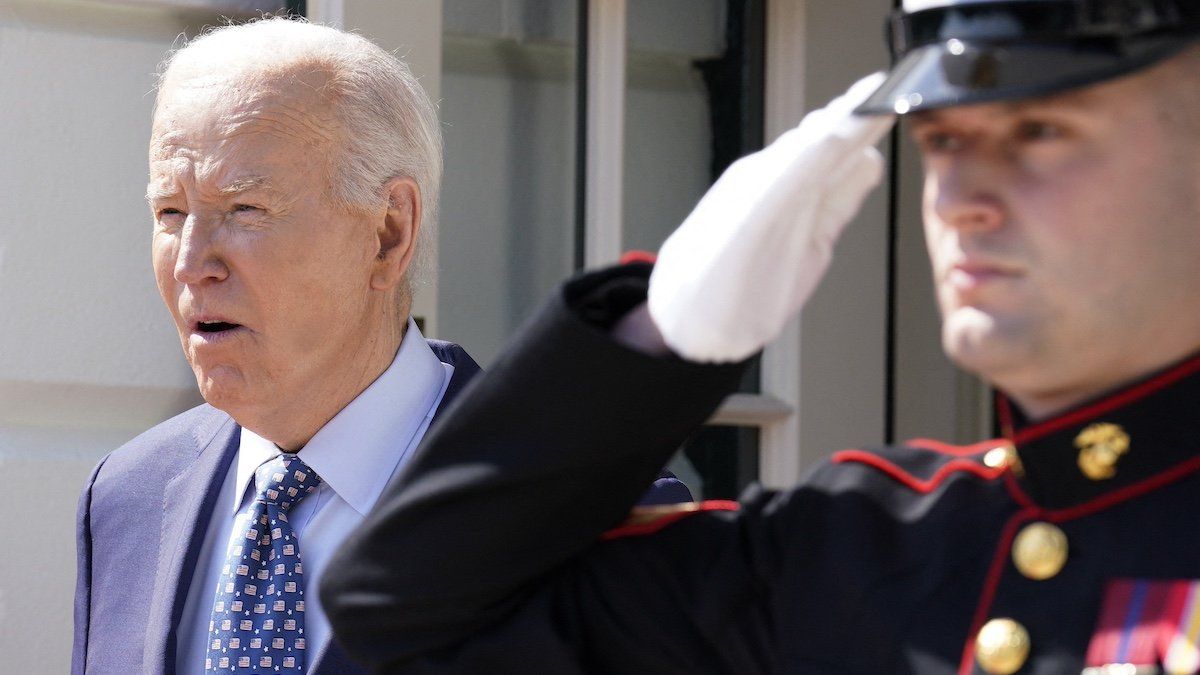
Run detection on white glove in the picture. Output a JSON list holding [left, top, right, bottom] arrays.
[[647, 73, 895, 363]]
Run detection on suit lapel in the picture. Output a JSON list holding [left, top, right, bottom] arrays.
[[143, 414, 240, 675], [144, 343, 477, 674], [426, 339, 482, 421]]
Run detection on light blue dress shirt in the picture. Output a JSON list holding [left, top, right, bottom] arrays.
[[176, 319, 453, 674]]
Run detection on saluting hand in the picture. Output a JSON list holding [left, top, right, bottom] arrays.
[[647, 73, 895, 363]]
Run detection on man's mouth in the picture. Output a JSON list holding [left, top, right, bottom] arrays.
[[195, 320, 242, 334], [943, 259, 1023, 300]]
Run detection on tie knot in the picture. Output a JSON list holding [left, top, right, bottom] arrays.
[[253, 454, 321, 510]]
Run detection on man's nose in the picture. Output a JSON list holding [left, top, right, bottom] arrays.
[[174, 216, 228, 284], [929, 157, 1006, 232]]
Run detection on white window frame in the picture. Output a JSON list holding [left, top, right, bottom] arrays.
[[583, 0, 802, 490]]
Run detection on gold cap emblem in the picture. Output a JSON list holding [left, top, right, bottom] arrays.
[[1012, 521, 1068, 580], [1075, 422, 1130, 481], [975, 618, 1031, 674]]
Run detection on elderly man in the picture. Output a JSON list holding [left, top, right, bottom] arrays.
[[323, 1, 1200, 673], [72, 19, 689, 674], [70, 18, 481, 675]]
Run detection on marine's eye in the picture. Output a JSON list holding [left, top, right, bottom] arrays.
[[914, 130, 963, 154], [1014, 120, 1064, 143]]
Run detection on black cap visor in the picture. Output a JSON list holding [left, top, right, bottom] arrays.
[[856, 33, 1197, 115]]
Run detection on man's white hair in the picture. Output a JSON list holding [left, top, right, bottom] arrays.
[[155, 16, 442, 292]]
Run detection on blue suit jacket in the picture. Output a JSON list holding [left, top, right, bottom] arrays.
[[72, 340, 689, 674], [71, 341, 480, 674]]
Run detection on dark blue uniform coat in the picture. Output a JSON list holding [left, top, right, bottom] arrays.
[[324, 264, 1200, 674]]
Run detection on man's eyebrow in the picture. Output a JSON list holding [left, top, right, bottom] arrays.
[[1019, 86, 1096, 111], [907, 110, 944, 129], [217, 176, 273, 196]]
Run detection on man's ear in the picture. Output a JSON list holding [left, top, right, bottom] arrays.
[[371, 177, 421, 292]]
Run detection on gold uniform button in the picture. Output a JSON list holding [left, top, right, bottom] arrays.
[[983, 443, 1020, 474], [975, 618, 1031, 674], [983, 446, 1009, 468], [984, 441, 1022, 473], [1076, 422, 1130, 481], [1012, 521, 1068, 580]]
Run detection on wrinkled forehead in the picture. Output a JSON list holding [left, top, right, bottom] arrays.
[[148, 70, 343, 198], [151, 65, 340, 156]]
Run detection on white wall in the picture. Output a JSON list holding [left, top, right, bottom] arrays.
[[437, 36, 577, 365], [0, 3, 212, 670]]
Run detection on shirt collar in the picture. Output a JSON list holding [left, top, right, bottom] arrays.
[[233, 318, 452, 515], [233, 430, 279, 513]]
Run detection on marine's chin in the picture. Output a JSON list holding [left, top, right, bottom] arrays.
[[940, 306, 1023, 382]]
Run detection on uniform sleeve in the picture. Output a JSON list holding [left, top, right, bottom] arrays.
[[385, 489, 791, 674], [636, 469, 694, 505], [321, 264, 752, 670]]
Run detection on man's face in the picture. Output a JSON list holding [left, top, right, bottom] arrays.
[[148, 70, 389, 429], [911, 64, 1200, 415]]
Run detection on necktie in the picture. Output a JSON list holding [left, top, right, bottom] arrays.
[[205, 453, 321, 672]]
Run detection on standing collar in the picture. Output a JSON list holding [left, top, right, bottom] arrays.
[[233, 318, 453, 515], [997, 351, 1200, 510]]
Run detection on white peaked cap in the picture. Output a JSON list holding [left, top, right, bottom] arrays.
[[903, 0, 999, 11]]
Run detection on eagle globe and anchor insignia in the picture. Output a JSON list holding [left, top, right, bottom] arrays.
[[1075, 423, 1130, 481]]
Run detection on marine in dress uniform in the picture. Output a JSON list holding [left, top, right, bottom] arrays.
[[323, 2, 1200, 673]]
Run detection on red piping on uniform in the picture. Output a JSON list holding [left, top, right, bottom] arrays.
[[600, 500, 739, 540], [1000, 352, 1200, 446], [832, 450, 1007, 494], [996, 395, 1016, 440], [958, 508, 1038, 675], [619, 250, 657, 266], [1045, 454, 1200, 522], [999, 452, 1200, 521], [906, 438, 1009, 457]]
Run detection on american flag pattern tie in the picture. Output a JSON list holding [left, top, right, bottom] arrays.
[[205, 453, 321, 672]]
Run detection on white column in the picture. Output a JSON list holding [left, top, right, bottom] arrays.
[[758, 0, 808, 488], [584, 0, 627, 267]]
